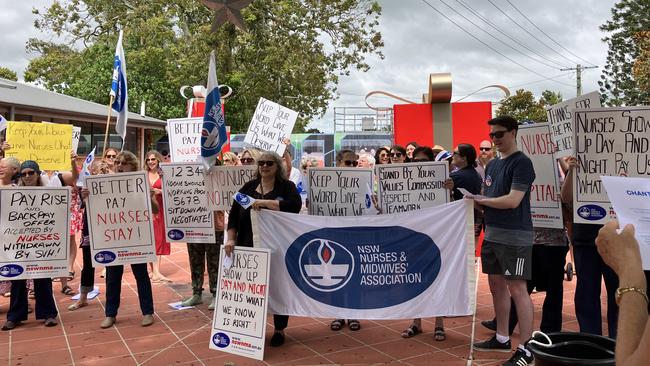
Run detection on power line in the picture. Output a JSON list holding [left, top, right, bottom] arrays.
[[453, 0, 570, 69], [452, 71, 576, 100], [504, 0, 598, 67], [419, 0, 574, 87]]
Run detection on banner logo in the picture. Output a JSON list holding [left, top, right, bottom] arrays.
[[212, 332, 230, 348], [94, 251, 117, 264], [167, 229, 185, 240], [0, 264, 24, 278], [577, 204, 607, 220], [299, 239, 354, 292]]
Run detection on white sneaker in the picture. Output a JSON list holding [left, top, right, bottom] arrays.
[[208, 296, 216, 310]]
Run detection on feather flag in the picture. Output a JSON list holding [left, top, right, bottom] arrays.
[[200, 51, 227, 171], [110, 30, 128, 147]]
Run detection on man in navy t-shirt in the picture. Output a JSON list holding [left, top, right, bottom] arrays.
[[471, 116, 536, 366]]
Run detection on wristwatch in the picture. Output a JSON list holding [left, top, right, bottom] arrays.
[[615, 286, 649, 305]]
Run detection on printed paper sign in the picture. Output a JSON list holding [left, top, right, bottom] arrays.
[[160, 163, 215, 243], [85, 171, 157, 266], [0, 187, 70, 280], [167, 118, 202, 162], [204, 166, 257, 211], [546, 91, 601, 158], [601, 176, 650, 270], [243, 97, 298, 155], [308, 167, 374, 216], [573, 106, 650, 224], [518, 123, 563, 228], [210, 247, 271, 361], [5, 121, 73, 171], [376, 162, 449, 213], [72, 126, 82, 154]]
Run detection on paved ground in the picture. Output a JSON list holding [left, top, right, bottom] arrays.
[[0, 244, 607, 365]]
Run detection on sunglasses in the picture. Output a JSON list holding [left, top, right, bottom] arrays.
[[343, 160, 359, 167], [21, 170, 37, 177], [115, 160, 129, 166], [488, 130, 510, 139], [390, 152, 403, 158], [241, 157, 255, 164], [479, 147, 492, 152], [257, 160, 275, 167], [105, 154, 116, 159], [379, 153, 388, 158], [146, 158, 158, 162], [224, 159, 232, 163]]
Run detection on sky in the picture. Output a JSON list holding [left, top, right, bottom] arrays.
[[0, 0, 617, 132]]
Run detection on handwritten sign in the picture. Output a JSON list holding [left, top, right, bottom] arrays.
[[0, 187, 70, 280], [518, 123, 563, 228], [376, 162, 449, 213], [205, 166, 257, 211], [160, 162, 215, 243], [210, 247, 271, 361], [72, 126, 82, 154], [243, 98, 298, 155], [546, 91, 601, 158], [5, 121, 73, 171], [573, 106, 650, 224], [308, 167, 374, 216], [167, 118, 202, 162], [85, 171, 157, 266]]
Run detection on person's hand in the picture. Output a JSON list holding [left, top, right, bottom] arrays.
[[71, 151, 78, 159], [281, 137, 291, 145], [81, 188, 90, 200], [251, 199, 266, 211], [1, 141, 10, 151], [564, 156, 577, 170], [596, 220, 642, 277], [224, 239, 235, 256], [153, 188, 162, 195], [444, 178, 454, 190]]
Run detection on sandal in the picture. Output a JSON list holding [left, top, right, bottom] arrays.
[[330, 319, 345, 331], [401, 324, 422, 338], [348, 319, 361, 331], [434, 327, 446, 341], [44, 318, 58, 327], [67, 271, 75, 280], [68, 301, 88, 311], [28, 289, 35, 299], [61, 285, 76, 296]]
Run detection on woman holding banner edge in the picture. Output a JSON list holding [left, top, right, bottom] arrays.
[[225, 151, 302, 347], [144, 150, 172, 283]]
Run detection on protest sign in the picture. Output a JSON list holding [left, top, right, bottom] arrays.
[[85, 171, 157, 266], [518, 123, 563, 228], [573, 106, 650, 224], [243, 97, 298, 155], [72, 126, 82, 154], [210, 247, 271, 361], [167, 118, 202, 162], [0, 187, 70, 280], [160, 162, 215, 243], [5, 121, 73, 171], [204, 165, 257, 211], [308, 167, 374, 216], [546, 91, 601, 158], [376, 162, 449, 213], [601, 176, 650, 270]]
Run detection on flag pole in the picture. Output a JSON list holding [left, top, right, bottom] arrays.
[[103, 95, 114, 154]]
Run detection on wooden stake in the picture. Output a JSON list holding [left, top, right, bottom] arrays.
[[103, 95, 115, 154]]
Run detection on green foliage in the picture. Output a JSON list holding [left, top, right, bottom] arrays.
[[495, 89, 563, 123], [25, 0, 384, 133], [599, 0, 650, 106], [0, 67, 18, 81]]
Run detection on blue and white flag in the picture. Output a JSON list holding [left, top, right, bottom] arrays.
[[77, 146, 96, 187], [0, 114, 7, 132], [110, 30, 128, 147], [233, 192, 255, 209], [253, 200, 475, 319], [200, 51, 227, 171]]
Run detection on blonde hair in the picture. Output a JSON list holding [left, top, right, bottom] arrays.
[[221, 151, 239, 165], [144, 150, 163, 172]]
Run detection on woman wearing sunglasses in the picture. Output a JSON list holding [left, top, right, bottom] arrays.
[[226, 151, 302, 347], [221, 151, 240, 166], [390, 145, 408, 164], [374, 147, 391, 165], [102, 147, 119, 173], [144, 150, 172, 283], [239, 148, 261, 166], [2, 161, 59, 330]]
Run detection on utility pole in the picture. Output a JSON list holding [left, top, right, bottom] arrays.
[[560, 64, 598, 96]]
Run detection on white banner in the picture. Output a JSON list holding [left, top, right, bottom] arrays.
[[254, 200, 474, 319], [517, 123, 563, 228], [160, 163, 215, 243], [0, 187, 70, 280], [86, 171, 157, 266], [205, 166, 257, 211], [376, 162, 449, 213], [243, 97, 298, 156], [573, 106, 650, 224], [210, 247, 270, 361], [601, 176, 650, 270], [546, 91, 601, 158], [308, 167, 374, 216], [167, 117, 202, 162]]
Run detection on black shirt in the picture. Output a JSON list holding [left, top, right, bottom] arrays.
[[572, 223, 602, 246], [450, 166, 482, 201], [228, 178, 302, 247]]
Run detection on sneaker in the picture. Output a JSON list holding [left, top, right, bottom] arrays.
[[481, 319, 496, 331], [502, 348, 534, 366], [180, 294, 202, 307], [208, 296, 216, 311], [473, 335, 511, 353], [270, 331, 285, 347], [1, 320, 22, 331], [100, 317, 116, 329], [141, 314, 154, 327]]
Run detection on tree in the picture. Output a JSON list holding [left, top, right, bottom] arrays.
[[633, 31, 650, 96], [495, 89, 562, 123], [24, 0, 383, 133], [599, 0, 650, 106], [0, 67, 18, 81]]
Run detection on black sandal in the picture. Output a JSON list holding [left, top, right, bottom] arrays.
[[434, 327, 446, 341], [348, 319, 361, 331], [401, 324, 421, 338], [67, 271, 75, 280], [330, 319, 345, 331], [61, 285, 75, 296]]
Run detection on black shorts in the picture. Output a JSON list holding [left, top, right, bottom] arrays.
[[481, 240, 532, 280]]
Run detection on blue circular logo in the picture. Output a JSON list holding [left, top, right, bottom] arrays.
[[168, 229, 185, 240], [0, 264, 24, 278], [577, 205, 607, 220], [94, 251, 117, 264], [299, 239, 355, 292], [235, 192, 251, 205], [212, 332, 230, 348]]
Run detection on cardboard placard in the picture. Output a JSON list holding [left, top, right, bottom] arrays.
[[307, 167, 374, 216], [0, 187, 70, 280], [160, 162, 215, 243], [204, 166, 257, 211], [546, 91, 601, 158], [376, 162, 450, 213], [5, 122, 73, 171], [243, 98, 298, 155], [167, 118, 202, 162], [72, 126, 82, 154]]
